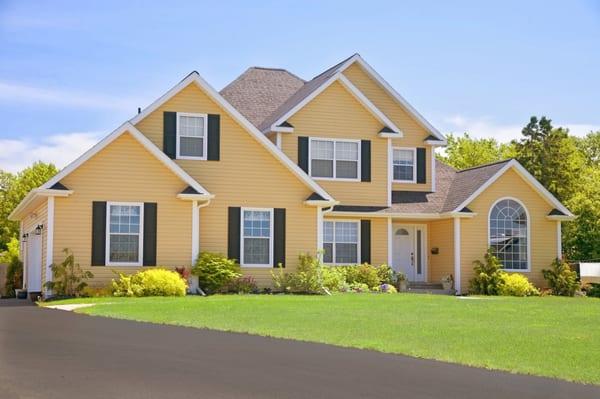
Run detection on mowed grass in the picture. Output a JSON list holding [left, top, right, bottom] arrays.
[[48, 294, 600, 384]]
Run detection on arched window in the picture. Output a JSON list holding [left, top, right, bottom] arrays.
[[395, 228, 409, 236], [489, 198, 529, 270]]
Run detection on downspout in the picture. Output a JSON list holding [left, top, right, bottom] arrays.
[[191, 199, 211, 296]]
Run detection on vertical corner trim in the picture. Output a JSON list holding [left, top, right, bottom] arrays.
[[453, 217, 461, 295]]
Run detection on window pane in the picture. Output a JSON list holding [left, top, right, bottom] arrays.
[[109, 234, 139, 263], [311, 140, 334, 159], [311, 159, 334, 177], [489, 199, 528, 270], [179, 116, 205, 137], [335, 141, 358, 161], [335, 222, 358, 243], [323, 221, 334, 242], [335, 243, 357, 264], [336, 160, 358, 179], [180, 137, 204, 157], [243, 210, 271, 238], [323, 243, 333, 263], [393, 165, 414, 181], [393, 149, 414, 163], [244, 238, 269, 264]]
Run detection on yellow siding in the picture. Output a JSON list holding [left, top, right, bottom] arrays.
[[135, 83, 317, 285], [22, 201, 48, 288], [281, 81, 388, 206], [343, 63, 433, 192], [55, 133, 193, 287], [460, 168, 558, 289], [429, 219, 454, 283]]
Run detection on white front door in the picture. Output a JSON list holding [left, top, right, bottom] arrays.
[[26, 234, 42, 292], [392, 224, 426, 282]]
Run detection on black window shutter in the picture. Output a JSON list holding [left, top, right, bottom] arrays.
[[91, 201, 106, 266], [163, 112, 177, 159], [360, 220, 371, 264], [143, 203, 157, 266], [298, 136, 309, 173], [207, 114, 220, 161], [416, 147, 427, 184], [361, 140, 371, 182], [273, 208, 286, 267], [228, 207, 241, 262]]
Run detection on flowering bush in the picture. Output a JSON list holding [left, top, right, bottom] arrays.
[[498, 273, 539, 297], [111, 268, 186, 297], [374, 283, 397, 293], [224, 276, 258, 294]]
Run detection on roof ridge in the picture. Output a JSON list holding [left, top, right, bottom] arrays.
[[248, 66, 306, 82], [457, 158, 513, 173], [310, 53, 359, 81]]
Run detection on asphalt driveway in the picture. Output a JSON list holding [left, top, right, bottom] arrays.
[[1, 300, 599, 399]]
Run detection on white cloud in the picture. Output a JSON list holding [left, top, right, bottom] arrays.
[[442, 115, 600, 142], [0, 132, 103, 173], [0, 81, 142, 111]]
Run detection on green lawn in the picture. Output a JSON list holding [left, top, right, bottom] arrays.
[[47, 294, 600, 384]]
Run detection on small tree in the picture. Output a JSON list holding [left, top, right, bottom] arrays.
[[542, 258, 579, 296], [469, 249, 506, 295], [2, 238, 23, 297], [45, 249, 94, 297]]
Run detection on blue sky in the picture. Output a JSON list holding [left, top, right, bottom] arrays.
[[0, 0, 599, 171]]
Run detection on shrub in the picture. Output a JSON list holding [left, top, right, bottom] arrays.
[[542, 258, 579, 297], [45, 249, 94, 297], [585, 283, 600, 298], [376, 264, 394, 284], [342, 282, 370, 293], [374, 283, 397, 293], [469, 250, 507, 295], [498, 273, 540, 297], [81, 285, 112, 297], [321, 266, 347, 292], [2, 238, 23, 297], [345, 263, 380, 289], [224, 276, 258, 294], [271, 266, 295, 293], [192, 252, 241, 294], [111, 268, 186, 297]]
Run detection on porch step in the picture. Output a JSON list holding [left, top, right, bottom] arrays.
[[406, 282, 455, 295]]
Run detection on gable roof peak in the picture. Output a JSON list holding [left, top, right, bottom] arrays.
[[457, 159, 513, 173]]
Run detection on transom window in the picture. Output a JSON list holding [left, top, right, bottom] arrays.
[[323, 220, 359, 264], [393, 148, 416, 182], [489, 199, 529, 270], [106, 202, 143, 266], [177, 112, 207, 159], [241, 208, 273, 267], [310, 138, 359, 180]]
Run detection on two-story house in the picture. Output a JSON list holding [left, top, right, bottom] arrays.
[[10, 54, 574, 296]]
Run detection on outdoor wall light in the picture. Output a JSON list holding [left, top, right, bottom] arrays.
[[34, 224, 44, 235], [431, 247, 439, 255], [21, 233, 28, 242]]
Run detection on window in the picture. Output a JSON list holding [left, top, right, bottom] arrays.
[[393, 148, 416, 182], [323, 220, 359, 264], [489, 198, 529, 270], [177, 113, 207, 159], [241, 208, 273, 267], [310, 139, 359, 180], [106, 202, 143, 266]]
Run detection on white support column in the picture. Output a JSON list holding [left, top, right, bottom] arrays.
[[191, 200, 199, 264], [431, 146, 436, 192], [276, 132, 282, 149], [387, 218, 393, 266], [45, 196, 55, 296], [453, 217, 461, 295], [556, 221, 562, 260], [20, 220, 26, 290], [387, 138, 392, 206], [316, 207, 323, 261]]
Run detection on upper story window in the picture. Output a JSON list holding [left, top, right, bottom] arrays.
[[177, 113, 207, 160], [489, 198, 529, 271], [323, 220, 359, 264], [106, 202, 143, 266], [241, 208, 273, 267], [310, 138, 359, 180], [393, 148, 416, 183]]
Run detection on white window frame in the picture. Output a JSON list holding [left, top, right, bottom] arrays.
[[308, 137, 361, 182], [487, 197, 531, 272], [106, 201, 144, 267], [322, 219, 361, 265], [240, 207, 274, 268], [176, 112, 208, 160], [392, 147, 417, 183]]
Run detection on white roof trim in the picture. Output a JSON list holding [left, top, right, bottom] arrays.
[[339, 55, 446, 141], [9, 188, 73, 221], [453, 159, 574, 217], [327, 211, 477, 219], [177, 193, 215, 201], [41, 122, 210, 196], [547, 214, 576, 221], [130, 72, 335, 202], [425, 139, 447, 146], [268, 72, 402, 136]]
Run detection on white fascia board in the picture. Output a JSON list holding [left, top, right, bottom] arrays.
[[546, 215, 576, 221], [425, 140, 447, 146], [270, 126, 294, 133], [452, 159, 574, 217], [339, 56, 446, 142], [8, 189, 74, 221], [41, 122, 210, 197], [379, 132, 404, 138], [303, 199, 339, 207], [176, 193, 215, 201], [132, 72, 335, 202]]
